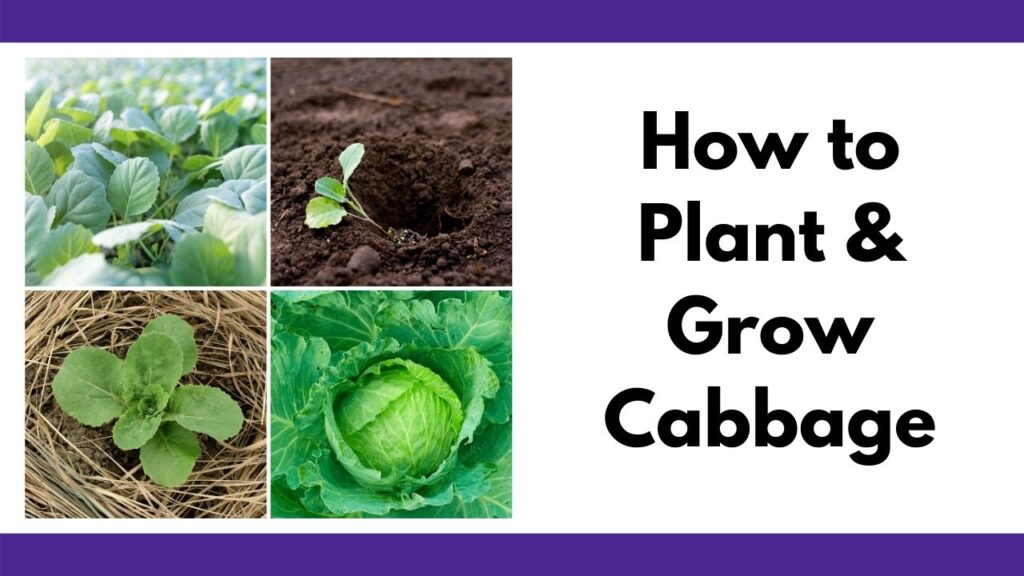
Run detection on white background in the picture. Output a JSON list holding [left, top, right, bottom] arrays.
[[1, 44, 1022, 532]]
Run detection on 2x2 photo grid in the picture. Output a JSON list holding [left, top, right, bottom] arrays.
[[23, 57, 512, 519]]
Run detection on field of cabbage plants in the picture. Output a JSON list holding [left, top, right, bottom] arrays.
[[24, 59, 267, 286], [270, 290, 511, 518]]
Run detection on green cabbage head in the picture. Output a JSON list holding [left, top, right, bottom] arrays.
[[334, 358, 462, 482], [270, 291, 511, 518]]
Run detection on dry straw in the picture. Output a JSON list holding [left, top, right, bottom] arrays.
[[25, 290, 267, 518]]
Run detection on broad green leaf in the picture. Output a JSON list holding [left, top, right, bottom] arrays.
[[140, 423, 200, 487], [272, 477, 330, 518], [25, 88, 53, 140], [251, 123, 266, 144], [143, 315, 197, 375], [204, 202, 266, 286], [69, 143, 117, 185], [314, 177, 346, 203], [339, 143, 364, 185], [25, 141, 55, 195], [108, 157, 160, 217], [124, 332, 183, 397], [47, 170, 112, 231], [158, 105, 198, 143], [91, 221, 161, 249], [44, 142, 74, 177], [272, 291, 381, 352], [172, 184, 244, 229], [139, 144, 170, 178], [119, 108, 174, 152], [270, 333, 330, 488], [121, 107, 161, 133], [92, 111, 114, 143], [25, 194, 52, 273], [35, 223, 98, 278], [403, 423, 511, 518], [239, 180, 267, 214], [181, 155, 219, 171], [305, 451, 456, 517], [57, 93, 100, 125], [200, 113, 239, 157], [51, 347, 125, 426], [112, 410, 162, 450], [202, 95, 243, 118], [37, 119, 93, 149], [91, 143, 128, 166], [165, 385, 243, 441], [220, 145, 266, 180], [104, 88, 136, 116], [169, 232, 236, 286], [305, 197, 345, 229], [41, 254, 155, 287]]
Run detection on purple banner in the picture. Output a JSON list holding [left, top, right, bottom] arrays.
[[2, 534, 1023, 575], [1, 0, 1024, 42]]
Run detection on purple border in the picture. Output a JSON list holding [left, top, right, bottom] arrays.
[[2, 0, 1024, 42], [2, 534, 1022, 574]]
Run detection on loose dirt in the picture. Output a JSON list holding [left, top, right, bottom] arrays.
[[271, 58, 512, 286]]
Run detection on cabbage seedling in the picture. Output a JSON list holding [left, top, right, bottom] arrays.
[[51, 314, 243, 487], [305, 143, 384, 231]]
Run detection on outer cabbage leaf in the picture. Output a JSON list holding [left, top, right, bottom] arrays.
[[35, 223, 99, 279], [41, 254, 166, 287], [169, 233, 236, 286], [204, 202, 266, 286], [25, 193, 54, 274], [69, 143, 118, 186], [272, 291, 381, 352], [270, 333, 331, 490], [165, 385, 243, 441], [47, 170, 112, 232], [142, 315, 197, 375], [140, 422, 201, 487], [108, 157, 160, 217], [51, 347, 126, 426], [219, 145, 266, 180], [26, 141, 55, 194], [398, 422, 511, 518]]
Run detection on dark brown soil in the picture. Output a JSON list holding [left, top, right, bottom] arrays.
[[271, 58, 512, 286]]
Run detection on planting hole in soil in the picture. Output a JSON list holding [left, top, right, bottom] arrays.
[[271, 58, 511, 287], [350, 137, 471, 239]]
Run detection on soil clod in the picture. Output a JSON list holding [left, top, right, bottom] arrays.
[[347, 245, 382, 275]]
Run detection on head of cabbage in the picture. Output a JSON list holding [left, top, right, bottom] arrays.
[[332, 359, 463, 487], [270, 291, 511, 518]]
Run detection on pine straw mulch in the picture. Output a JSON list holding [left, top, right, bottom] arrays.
[[25, 290, 267, 518]]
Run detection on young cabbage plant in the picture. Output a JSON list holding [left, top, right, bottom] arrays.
[[305, 143, 384, 231], [51, 314, 243, 487], [271, 291, 512, 518], [23, 58, 268, 287]]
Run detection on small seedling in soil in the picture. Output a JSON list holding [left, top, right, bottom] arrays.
[[306, 143, 386, 232], [51, 314, 243, 487]]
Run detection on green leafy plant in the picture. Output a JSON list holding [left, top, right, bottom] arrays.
[[271, 291, 511, 518], [51, 314, 243, 487], [24, 59, 267, 287], [305, 143, 383, 231]]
